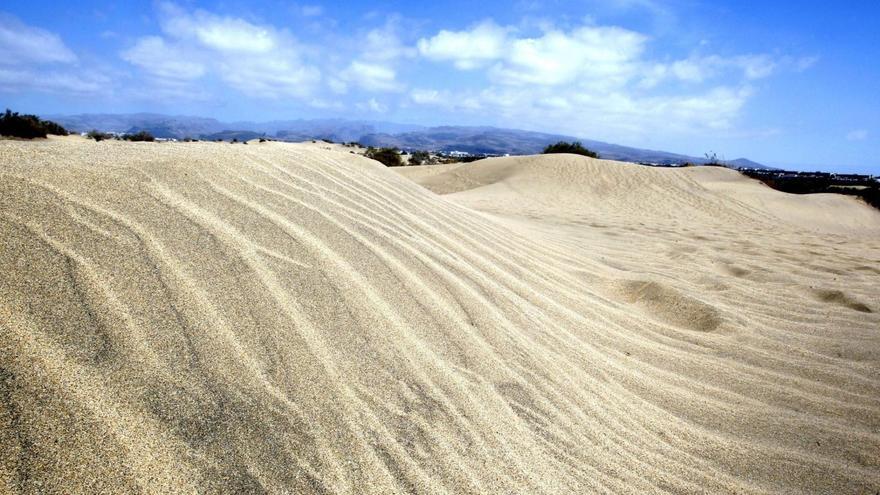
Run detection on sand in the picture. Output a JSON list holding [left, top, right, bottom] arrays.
[[1, 136, 879, 494]]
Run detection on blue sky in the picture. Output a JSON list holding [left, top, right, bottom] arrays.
[[1, 1, 877, 173]]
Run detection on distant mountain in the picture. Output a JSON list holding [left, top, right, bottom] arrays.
[[359, 126, 775, 169], [201, 130, 266, 142], [245, 119, 423, 143], [46, 113, 773, 169], [49, 113, 226, 139], [52, 113, 423, 143], [727, 158, 772, 169]]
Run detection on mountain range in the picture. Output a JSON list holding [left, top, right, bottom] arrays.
[[48, 113, 772, 169]]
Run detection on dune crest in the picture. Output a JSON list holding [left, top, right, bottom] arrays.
[[1, 138, 879, 494]]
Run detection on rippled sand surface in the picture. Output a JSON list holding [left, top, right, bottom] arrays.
[[2, 136, 879, 493]]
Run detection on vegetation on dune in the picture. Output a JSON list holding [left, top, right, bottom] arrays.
[[0, 109, 69, 139], [121, 130, 156, 142], [703, 151, 727, 167], [409, 150, 431, 166], [743, 170, 880, 211], [87, 129, 113, 142], [542, 141, 599, 158], [365, 146, 404, 167]]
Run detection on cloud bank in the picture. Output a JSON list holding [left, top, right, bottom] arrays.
[[0, 4, 819, 141]]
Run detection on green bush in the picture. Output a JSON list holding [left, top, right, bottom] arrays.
[[542, 141, 599, 158], [365, 147, 404, 167], [87, 129, 113, 142], [121, 131, 155, 142], [0, 109, 68, 139], [409, 150, 431, 165]]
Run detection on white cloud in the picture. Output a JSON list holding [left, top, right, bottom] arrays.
[[846, 130, 868, 141], [492, 26, 647, 86], [158, 3, 277, 53], [221, 57, 319, 97], [0, 68, 110, 95], [361, 24, 415, 62], [342, 61, 400, 92], [641, 54, 777, 87], [0, 14, 116, 96], [418, 23, 647, 86], [418, 21, 508, 69], [411, 21, 773, 139], [337, 20, 412, 93], [734, 54, 776, 80], [410, 88, 447, 105], [0, 14, 77, 64], [121, 3, 321, 99], [121, 36, 206, 80], [357, 98, 387, 113]]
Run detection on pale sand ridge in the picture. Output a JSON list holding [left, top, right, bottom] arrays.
[[1, 137, 879, 493]]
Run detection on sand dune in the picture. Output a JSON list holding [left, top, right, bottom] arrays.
[[1, 137, 879, 494]]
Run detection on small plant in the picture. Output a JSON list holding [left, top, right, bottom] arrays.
[[364, 146, 404, 167], [704, 152, 726, 167], [259, 138, 267, 143], [542, 141, 599, 158]]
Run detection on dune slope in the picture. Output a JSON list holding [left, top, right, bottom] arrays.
[[1, 139, 879, 494]]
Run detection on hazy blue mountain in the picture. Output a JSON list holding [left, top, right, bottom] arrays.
[[46, 113, 772, 169], [359, 126, 774, 168], [49, 113, 226, 138], [727, 158, 771, 169], [201, 130, 266, 142]]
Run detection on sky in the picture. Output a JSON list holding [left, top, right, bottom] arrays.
[[1, 0, 878, 173]]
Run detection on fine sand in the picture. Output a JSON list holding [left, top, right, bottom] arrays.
[[1, 136, 879, 494]]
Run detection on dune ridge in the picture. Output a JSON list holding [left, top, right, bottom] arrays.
[[1, 137, 879, 494]]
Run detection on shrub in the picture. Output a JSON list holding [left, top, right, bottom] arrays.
[[703, 152, 726, 167], [0, 109, 68, 139], [542, 141, 599, 158], [409, 150, 431, 166], [122, 130, 155, 142], [365, 147, 404, 167], [87, 129, 113, 142], [41, 120, 69, 136], [259, 138, 267, 143]]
